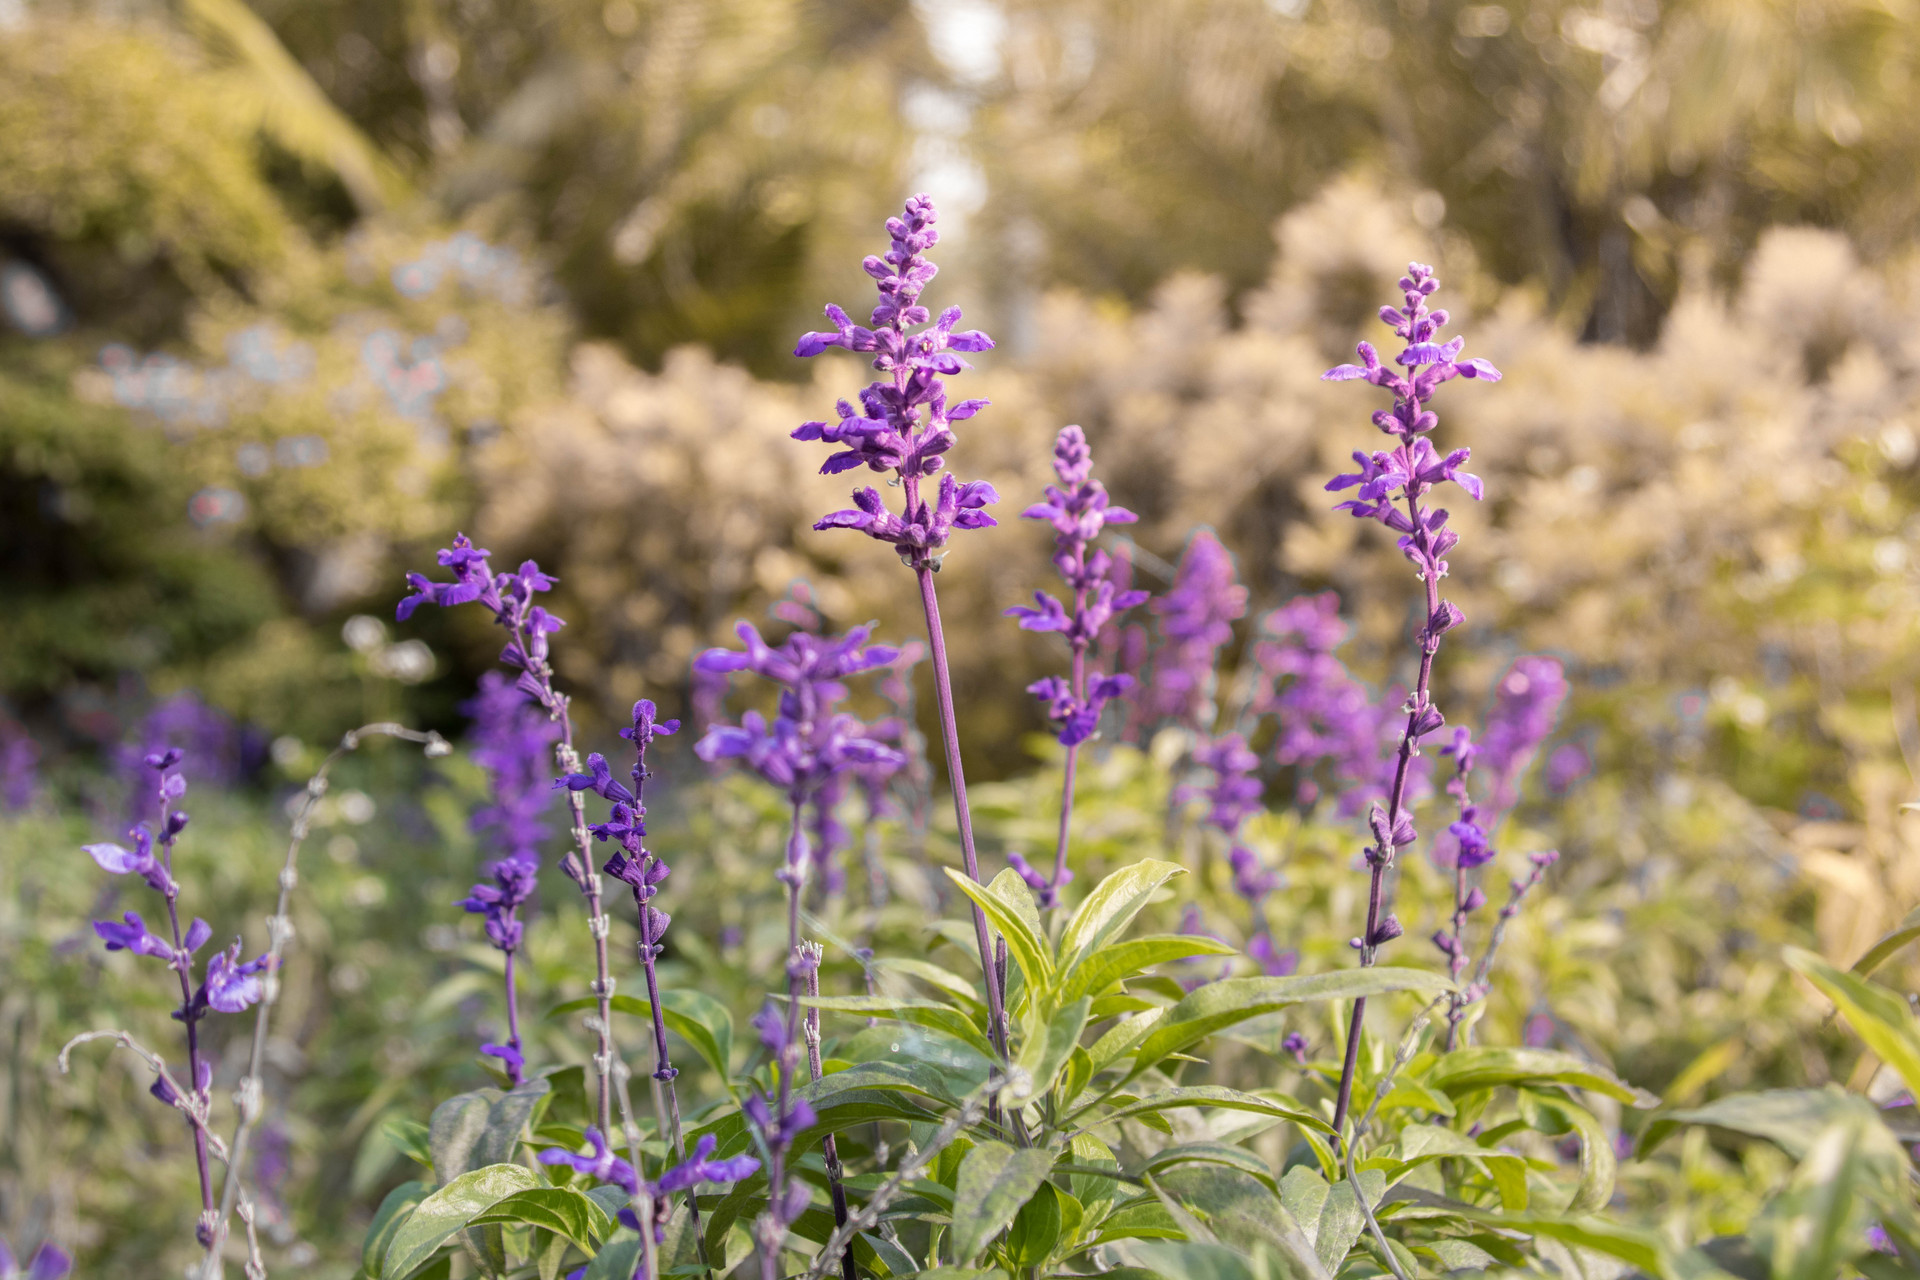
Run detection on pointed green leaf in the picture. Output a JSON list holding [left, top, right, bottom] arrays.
[[950, 1141, 1057, 1264], [946, 868, 1054, 988], [1785, 946, 1920, 1097], [1123, 970, 1452, 1082], [429, 1078, 550, 1185], [1085, 1086, 1332, 1134], [1061, 935, 1238, 1004], [1640, 1086, 1883, 1161], [1425, 1046, 1658, 1107], [382, 1118, 433, 1170], [383, 1163, 539, 1279], [1088, 1008, 1166, 1075], [1447, 1209, 1671, 1276], [582, 1230, 642, 1280], [1018, 996, 1090, 1097], [549, 993, 734, 1083], [794, 995, 995, 1058], [468, 1185, 612, 1248], [1852, 905, 1920, 977], [363, 1180, 430, 1277], [873, 957, 989, 1013], [1060, 861, 1188, 970]]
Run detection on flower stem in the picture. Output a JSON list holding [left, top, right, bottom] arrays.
[[804, 953, 857, 1280], [502, 946, 524, 1084], [1047, 641, 1087, 908], [914, 565, 1010, 1064], [155, 788, 217, 1250], [198, 724, 447, 1277], [1332, 488, 1443, 1141]]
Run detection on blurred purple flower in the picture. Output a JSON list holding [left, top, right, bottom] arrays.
[[0, 1241, 71, 1280], [1140, 530, 1247, 731], [539, 1127, 639, 1196], [1544, 741, 1593, 795], [465, 672, 560, 864], [1479, 657, 1570, 812]]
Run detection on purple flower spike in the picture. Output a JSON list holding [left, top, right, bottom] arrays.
[[793, 196, 1000, 570], [1323, 262, 1505, 1137], [1141, 531, 1248, 731], [1478, 657, 1569, 813]]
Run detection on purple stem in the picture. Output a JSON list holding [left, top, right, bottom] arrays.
[[1331, 484, 1444, 1141], [1047, 619, 1089, 906], [503, 946, 524, 1084], [508, 614, 617, 1137], [156, 790, 217, 1249], [913, 561, 1012, 1065]]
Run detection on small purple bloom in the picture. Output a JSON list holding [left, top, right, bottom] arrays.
[[0, 1241, 72, 1280], [201, 941, 273, 1013], [93, 911, 176, 960], [655, 1133, 761, 1195], [539, 1127, 639, 1196], [1281, 1031, 1309, 1065], [83, 826, 175, 894]]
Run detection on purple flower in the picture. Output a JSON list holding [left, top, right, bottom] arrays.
[[465, 672, 560, 864], [201, 940, 273, 1013], [458, 854, 539, 952], [1009, 426, 1151, 747], [539, 1128, 638, 1196], [481, 1042, 526, 1077], [1140, 530, 1248, 731], [1281, 1031, 1310, 1065], [1478, 657, 1570, 813], [656, 1133, 760, 1195], [1544, 741, 1593, 795], [114, 693, 241, 819], [1005, 850, 1067, 910], [1254, 592, 1424, 815], [94, 911, 195, 960], [0, 1241, 71, 1280], [83, 825, 176, 895], [1194, 735, 1264, 836], [1248, 934, 1298, 977], [793, 196, 999, 570], [0, 721, 39, 812], [693, 625, 906, 813]]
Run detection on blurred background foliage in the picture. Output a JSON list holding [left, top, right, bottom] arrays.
[[7, 0, 1920, 1272]]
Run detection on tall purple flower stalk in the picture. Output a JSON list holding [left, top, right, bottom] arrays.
[[559, 697, 714, 1244], [457, 672, 559, 1083], [791, 194, 1013, 1066], [1140, 530, 1247, 733], [1005, 425, 1149, 908], [1319, 262, 1499, 1138], [81, 750, 271, 1252], [397, 534, 621, 1135], [115, 693, 241, 821], [694, 622, 903, 1280]]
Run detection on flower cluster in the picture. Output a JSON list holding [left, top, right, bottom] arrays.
[[1008, 425, 1150, 745], [561, 700, 681, 975], [1140, 530, 1247, 730], [793, 195, 1000, 569], [693, 623, 906, 848], [540, 1130, 757, 1245], [1477, 656, 1569, 813], [465, 671, 560, 864], [81, 750, 272, 1245], [397, 533, 567, 713], [1255, 592, 1415, 814]]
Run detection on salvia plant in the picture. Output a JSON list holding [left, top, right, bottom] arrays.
[[47, 200, 1920, 1280]]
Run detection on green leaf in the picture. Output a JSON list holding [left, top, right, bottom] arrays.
[[1069, 1132, 1122, 1226], [793, 995, 995, 1059], [1112, 1239, 1266, 1280], [467, 1186, 613, 1249], [382, 1118, 434, 1169], [1394, 1124, 1529, 1211], [1060, 861, 1188, 971], [946, 868, 1054, 989], [362, 1180, 430, 1277], [1425, 1047, 1659, 1107], [1060, 935, 1238, 1004], [1088, 1008, 1166, 1075], [1086, 1086, 1332, 1134], [581, 1230, 642, 1280], [382, 1163, 539, 1279], [872, 957, 989, 1012], [1059, 1045, 1094, 1107], [949, 1141, 1057, 1264], [428, 1079, 551, 1185], [1447, 1209, 1671, 1276], [1544, 1096, 1616, 1214], [1122, 970, 1452, 1083], [1785, 946, 1920, 1097], [1005, 1179, 1065, 1268], [1753, 1114, 1877, 1280], [1017, 996, 1090, 1098], [549, 992, 735, 1083], [1852, 905, 1920, 977], [1139, 1143, 1279, 1195]]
